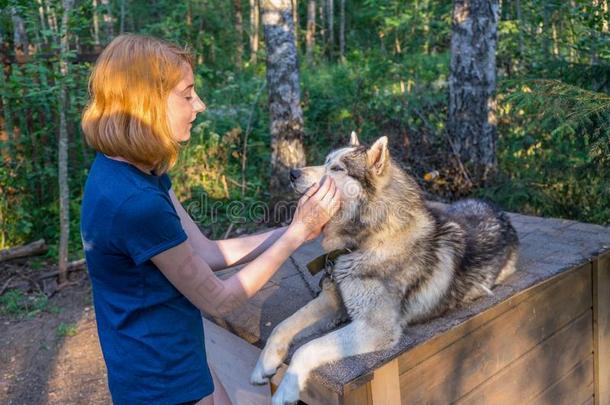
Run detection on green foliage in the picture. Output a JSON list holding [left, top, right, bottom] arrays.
[[56, 322, 78, 337], [0, 0, 609, 257], [506, 80, 610, 166], [477, 79, 610, 224], [0, 290, 50, 318]]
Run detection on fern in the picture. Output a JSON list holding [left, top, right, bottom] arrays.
[[504, 79, 610, 166]]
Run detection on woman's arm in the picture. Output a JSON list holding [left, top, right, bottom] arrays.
[[154, 178, 339, 316], [150, 231, 302, 317], [169, 189, 287, 271]]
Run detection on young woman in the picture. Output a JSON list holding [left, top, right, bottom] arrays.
[[80, 34, 339, 405]]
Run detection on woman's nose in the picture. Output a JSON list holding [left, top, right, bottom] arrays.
[[194, 97, 206, 113]]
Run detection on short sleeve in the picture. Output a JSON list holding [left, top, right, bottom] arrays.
[[113, 189, 187, 266]]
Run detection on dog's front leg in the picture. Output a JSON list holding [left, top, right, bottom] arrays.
[[250, 284, 344, 385], [271, 320, 397, 405]]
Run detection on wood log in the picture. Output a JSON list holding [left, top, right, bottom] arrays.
[[37, 259, 86, 280], [0, 259, 86, 295], [0, 239, 47, 263]]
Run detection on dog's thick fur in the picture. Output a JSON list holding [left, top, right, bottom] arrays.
[[251, 133, 519, 405]]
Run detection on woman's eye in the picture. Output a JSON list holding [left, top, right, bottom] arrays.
[[331, 166, 345, 172]]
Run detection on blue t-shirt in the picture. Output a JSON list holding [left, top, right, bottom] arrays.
[[80, 153, 214, 404]]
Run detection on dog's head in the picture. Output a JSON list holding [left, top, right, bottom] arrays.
[[290, 132, 391, 219]]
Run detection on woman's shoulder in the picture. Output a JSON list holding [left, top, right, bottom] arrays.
[[86, 153, 169, 199], [82, 154, 174, 229]]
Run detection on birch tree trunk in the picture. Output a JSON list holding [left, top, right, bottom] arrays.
[[249, 0, 260, 64], [234, 0, 244, 68], [306, 0, 315, 64], [339, 0, 345, 60], [447, 0, 500, 186], [57, 0, 75, 285], [92, 0, 101, 47], [261, 0, 306, 213]]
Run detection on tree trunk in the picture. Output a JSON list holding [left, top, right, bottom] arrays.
[[37, 0, 49, 48], [339, 0, 345, 60], [92, 0, 101, 47], [261, 0, 306, 218], [0, 64, 15, 162], [327, 0, 334, 57], [603, 0, 609, 33], [542, 1, 551, 58], [249, 0, 260, 64], [45, 0, 59, 39], [234, 0, 244, 68], [10, 7, 29, 58], [422, 0, 431, 53], [516, 0, 525, 58], [292, 0, 298, 45], [319, 0, 326, 48], [306, 0, 315, 64], [57, 0, 75, 285], [447, 0, 500, 186]]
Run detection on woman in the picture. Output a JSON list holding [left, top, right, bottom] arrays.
[[80, 34, 339, 405]]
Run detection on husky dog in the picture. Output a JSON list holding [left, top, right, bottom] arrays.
[[251, 133, 519, 405]]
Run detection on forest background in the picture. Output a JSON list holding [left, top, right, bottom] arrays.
[[0, 0, 609, 266]]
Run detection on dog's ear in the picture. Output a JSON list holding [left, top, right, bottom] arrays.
[[367, 136, 389, 175], [349, 131, 360, 146]]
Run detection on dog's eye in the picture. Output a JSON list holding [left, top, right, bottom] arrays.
[[331, 165, 345, 172]]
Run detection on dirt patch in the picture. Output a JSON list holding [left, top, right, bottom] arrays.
[[0, 276, 110, 405]]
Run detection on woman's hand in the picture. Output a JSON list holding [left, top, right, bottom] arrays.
[[288, 176, 341, 243]]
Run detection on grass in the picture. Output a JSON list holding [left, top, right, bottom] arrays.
[[56, 322, 78, 337], [0, 289, 60, 318]]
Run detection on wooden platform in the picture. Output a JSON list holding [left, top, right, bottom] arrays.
[[207, 213, 610, 405]]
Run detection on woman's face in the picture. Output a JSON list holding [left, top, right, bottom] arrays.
[[167, 65, 206, 142]]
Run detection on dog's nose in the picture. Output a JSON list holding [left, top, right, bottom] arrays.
[[290, 169, 301, 182]]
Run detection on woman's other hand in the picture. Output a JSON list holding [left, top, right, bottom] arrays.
[[288, 176, 341, 243]]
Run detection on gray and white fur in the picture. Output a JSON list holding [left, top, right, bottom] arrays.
[[251, 133, 519, 405]]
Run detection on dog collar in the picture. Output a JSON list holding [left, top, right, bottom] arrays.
[[306, 248, 351, 276]]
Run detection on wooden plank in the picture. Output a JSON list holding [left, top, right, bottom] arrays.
[[399, 264, 592, 404], [203, 318, 271, 405], [455, 311, 593, 404], [594, 251, 610, 405], [370, 359, 400, 405], [398, 265, 589, 375], [530, 354, 594, 405], [342, 381, 372, 405]]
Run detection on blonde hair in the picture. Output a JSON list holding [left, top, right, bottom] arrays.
[[82, 34, 194, 174]]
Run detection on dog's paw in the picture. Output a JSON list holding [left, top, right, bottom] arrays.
[[271, 372, 301, 405], [250, 359, 274, 385], [250, 344, 287, 385]]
